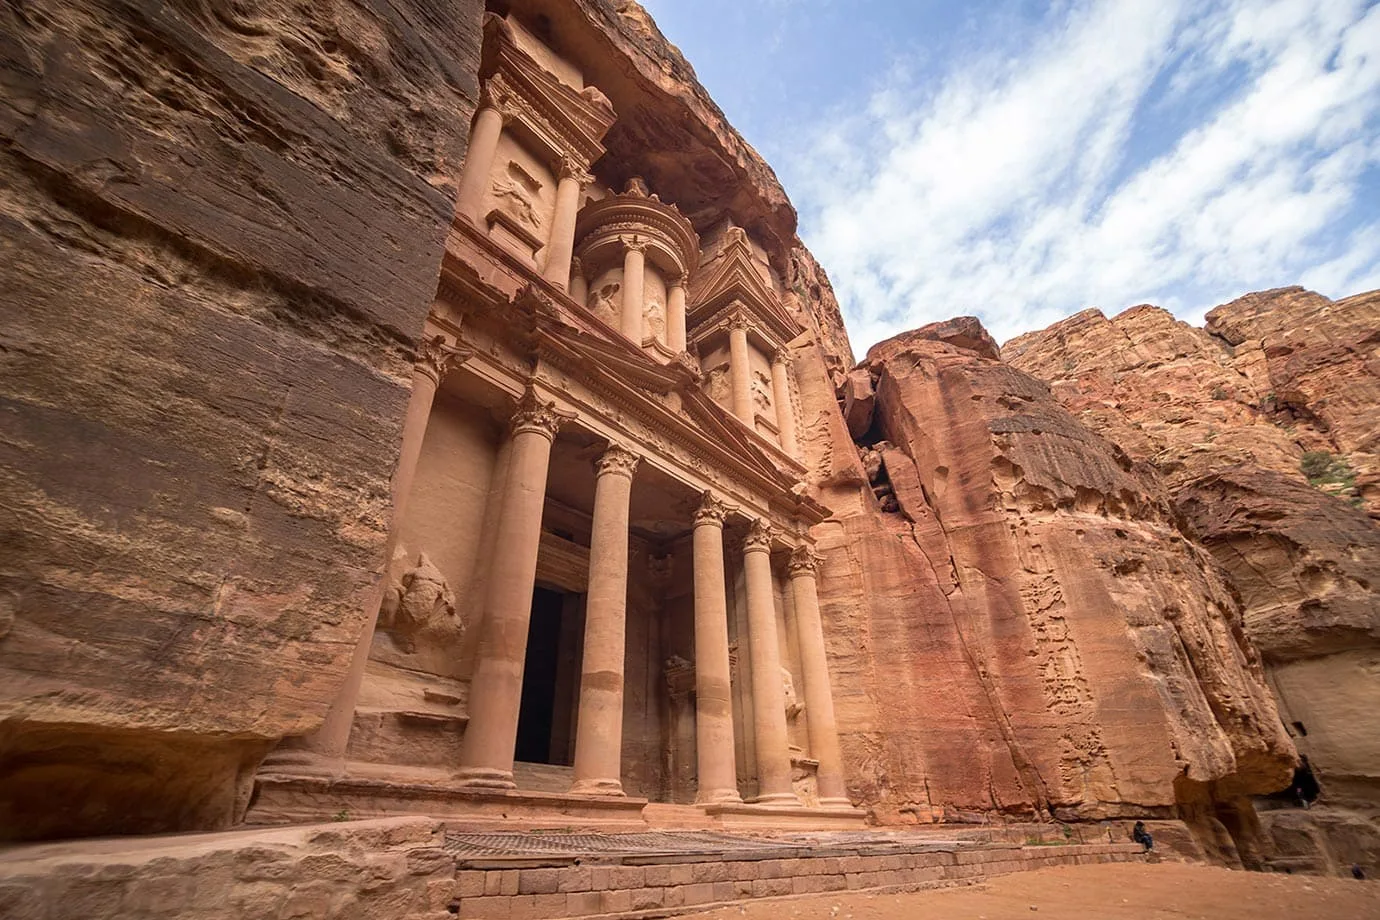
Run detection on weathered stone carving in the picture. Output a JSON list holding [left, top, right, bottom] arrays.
[[645, 295, 666, 339], [492, 162, 544, 231], [706, 363, 731, 402], [588, 281, 621, 327], [752, 369, 772, 410], [378, 554, 463, 654], [788, 544, 823, 577], [595, 443, 640, 479], [510, 389, 564, 440], [694, 491, 730, 527], [743, 518, 776, 552], [782, 666, 804, 721]]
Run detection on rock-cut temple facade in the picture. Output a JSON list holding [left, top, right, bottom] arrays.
[[5, 0, 1377, 883], [251, 10, 865, 829]]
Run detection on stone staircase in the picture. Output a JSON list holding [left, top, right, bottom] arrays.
[[640, 803, 723, 830], [512, 761, 577, 794]]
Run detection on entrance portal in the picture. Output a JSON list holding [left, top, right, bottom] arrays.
[[515, 587, 584, 765]]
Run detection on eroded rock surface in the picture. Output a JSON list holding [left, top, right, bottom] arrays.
[[0, 0, 483, 839], [807, 321, 1293, 841], [1005, 288, 1380, 868]]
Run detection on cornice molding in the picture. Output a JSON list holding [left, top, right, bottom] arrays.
[[481, 14, 615, 168]]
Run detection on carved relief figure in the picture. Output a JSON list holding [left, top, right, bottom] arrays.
[[752, 370, 773, 411], [782, 665, 804, 721], [491, 161, 544, 231], [588, 281, 621, 327], [645, 295, 666, 340], [706, 363, 731, 402], [378, 553, 464, 654]]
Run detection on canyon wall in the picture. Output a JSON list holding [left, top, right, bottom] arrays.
[[1006, 288, 1380, 873], [0, 0, 484, 839], [0, 0, 1366, 876], [794, 317, 1294, 862]]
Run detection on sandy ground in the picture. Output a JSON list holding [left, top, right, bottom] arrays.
[[686, 862, 1380, 920]]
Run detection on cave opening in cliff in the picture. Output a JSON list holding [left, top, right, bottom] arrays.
[[514, 587, 585, 767]]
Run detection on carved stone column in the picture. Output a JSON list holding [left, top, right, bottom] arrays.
[[542, 156, 591, 291], [789, 545, 849, 807], [667, 273, 688, 353], [570, 445, 640, 796], [455, 93, 505, 225], [728, 314, 753, 425], [273, 336, 469, 771], [770, 351, 799, 455], [456, 390, 563, 788], [692, 493, 742, 804], [620, 237, 647, 345], [569, 257, 588, 309], [743, 519, 800, 805]]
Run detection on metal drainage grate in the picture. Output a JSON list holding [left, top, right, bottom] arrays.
[[445, 830, 801, 859]]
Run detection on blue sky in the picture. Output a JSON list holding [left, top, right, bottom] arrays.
[[639, 0, 1380, 351]]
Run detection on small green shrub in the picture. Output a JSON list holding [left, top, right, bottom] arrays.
[[1301, 452, 1359, 505]]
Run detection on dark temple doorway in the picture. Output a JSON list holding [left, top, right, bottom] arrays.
[[514, 587, 584, 765]]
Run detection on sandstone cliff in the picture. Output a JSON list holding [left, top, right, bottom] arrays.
[[0, 0, 485, 839], [798, 318, 1293, 858], [0, 0, 854, 842], [1005, 288, 1380, 872]]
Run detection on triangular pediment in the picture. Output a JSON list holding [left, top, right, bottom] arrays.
[[483, 15, 616, 164], [530, 306, 801, 489], [689, 238, 802, 344]]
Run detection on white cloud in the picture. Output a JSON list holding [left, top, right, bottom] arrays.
[[788, 0, 1380, 352]]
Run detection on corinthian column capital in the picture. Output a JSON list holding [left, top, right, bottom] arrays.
[[556, 154, 594, 186], [622, 234, 649, 255], [416, 334, 472, 384], [788, 544, 823, 577], [595, 443, 640, 480], [510, 389, 564, 442], [693, 491, 729, 527], [743, 518, 777, 554]]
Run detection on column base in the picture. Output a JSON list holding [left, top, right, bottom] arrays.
[[453, 767, 517, 790], [695, 788, 744, 806], [568, 778, 626, 797], [749, 791, 804, 807], [257, 748, 347, 779], [819, 796, 857, 810]]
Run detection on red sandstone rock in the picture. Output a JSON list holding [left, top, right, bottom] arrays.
[[0, 0, 485, 839], [1006, 288, 1380, 865], [810, 320, 1293, 832]]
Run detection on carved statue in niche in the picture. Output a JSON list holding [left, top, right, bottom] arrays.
[[706, 363, 731, 402], [782, 665, 805, 721], [377, 553, 465, 654], [588, 281, 621, 327], [491, 161, 544, 232], [644, 295, 666, 340], [752, 370, 773, 410]]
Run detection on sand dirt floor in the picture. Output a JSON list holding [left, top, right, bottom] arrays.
[[686, 862, 1380, 920]]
